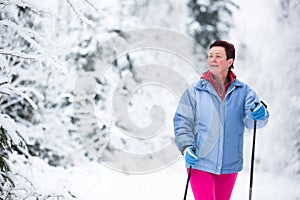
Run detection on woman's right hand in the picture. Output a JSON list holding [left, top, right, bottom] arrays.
[[184, 146, 199, 166]]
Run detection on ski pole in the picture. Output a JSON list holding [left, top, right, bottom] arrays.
[[183, 147, 195, 200], [249, 101, 267, 200], [249, 119, 257, 200], [183, 165, 192, 200]]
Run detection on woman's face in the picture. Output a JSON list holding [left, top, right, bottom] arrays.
[[207, 46, 233, 77]]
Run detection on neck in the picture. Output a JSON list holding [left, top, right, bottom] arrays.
[[211, 71, 230, 88]]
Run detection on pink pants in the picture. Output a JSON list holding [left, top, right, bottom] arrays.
[[188, 169, 238, 200]]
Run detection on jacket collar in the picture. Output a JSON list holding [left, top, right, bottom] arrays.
[[194, 77, 243, 91]]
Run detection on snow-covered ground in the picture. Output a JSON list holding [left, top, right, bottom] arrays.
[[13, 153, 300, 200]]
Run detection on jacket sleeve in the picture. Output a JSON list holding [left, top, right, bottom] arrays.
[[243, 86, 270, 129], [173, 86, 197, 154]]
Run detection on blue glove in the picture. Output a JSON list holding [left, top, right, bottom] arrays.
[[184, 146, 199, 166], [251, 102, 266, 120]]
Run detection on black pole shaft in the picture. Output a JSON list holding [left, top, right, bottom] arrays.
[[183, 166, 192, 200], [249, 120, 257, 200]]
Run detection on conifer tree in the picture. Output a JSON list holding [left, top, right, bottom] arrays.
[[187, 0, 239, 49]]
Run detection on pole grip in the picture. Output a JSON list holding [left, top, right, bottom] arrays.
[[184, 147, 196, 200], [192, 147, 196, 153]]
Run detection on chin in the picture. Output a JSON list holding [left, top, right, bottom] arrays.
[[209, 68, 218, 73]]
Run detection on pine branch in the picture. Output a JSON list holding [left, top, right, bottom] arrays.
[[0, 20, 52, 55], [0, 114, 28, 147], [2, 84, 41, 109], [0, 19, 69, 72], [0, 50, 67, 72]]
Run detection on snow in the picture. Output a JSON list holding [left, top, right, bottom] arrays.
[[1, 0, 300, 199], [10, 153, 300, 199]]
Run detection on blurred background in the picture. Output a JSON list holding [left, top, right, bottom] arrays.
[[0, 0, 299, 199]]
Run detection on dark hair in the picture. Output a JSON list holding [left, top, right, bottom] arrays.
[[209, 40, 235, 69]]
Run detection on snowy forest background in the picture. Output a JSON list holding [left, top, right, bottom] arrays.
[[0, 0, 300, 199]]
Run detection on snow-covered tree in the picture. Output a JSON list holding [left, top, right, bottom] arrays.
[[1, 0, 153, 197], [276, 0, 300, 175], [187, 0, 239, 49], [0, 1, 70, 198]]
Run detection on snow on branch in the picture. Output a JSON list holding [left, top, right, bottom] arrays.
[[0, 55, 7, 69], [0, 20, 52, 56], [0, 82, 44, 110], [83, 0, 98, 12], [0, 19, 45, 38], [0, 50, 44, 60], [0, 20, 67, 72], [0, 49, 67, 72], [0, 0, 52, 16], [0, 114, 28, 148], [66, 0, 94, 26]]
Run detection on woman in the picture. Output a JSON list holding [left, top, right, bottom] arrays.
[[173, 40, 269, 200]]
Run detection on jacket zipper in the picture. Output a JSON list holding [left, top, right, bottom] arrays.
[[217, 86, 236, 174]]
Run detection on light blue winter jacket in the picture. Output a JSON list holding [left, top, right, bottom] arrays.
[[173, 78, 269, 175]]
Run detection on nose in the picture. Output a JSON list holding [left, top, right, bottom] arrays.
[[209, 56, 217, 62]]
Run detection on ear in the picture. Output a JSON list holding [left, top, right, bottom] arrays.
[[227, 58, 234, 67]]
